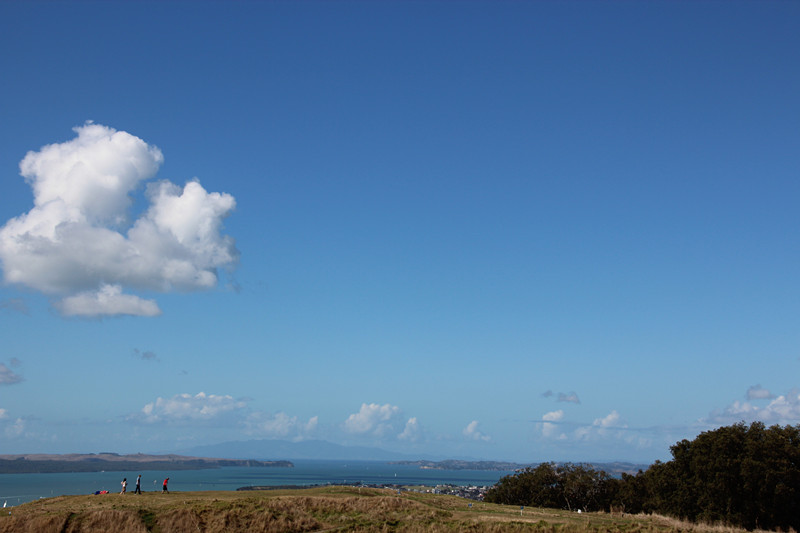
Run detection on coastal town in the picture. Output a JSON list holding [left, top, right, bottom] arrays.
[[239, 482, 490, 501]]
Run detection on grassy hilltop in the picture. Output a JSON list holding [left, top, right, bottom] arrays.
[[0, 486, 761, 533]]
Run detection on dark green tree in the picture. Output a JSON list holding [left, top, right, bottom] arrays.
[[629, 422, 800, 531], [485, 462, 613, 512]]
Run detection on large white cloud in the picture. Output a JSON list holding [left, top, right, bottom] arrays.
[[0, 123, 238, 317], [137, 392, 247, 423]]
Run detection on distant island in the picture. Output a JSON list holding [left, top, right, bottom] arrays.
[[0, 453, 293, 474], [391, 460, 521, 471], [391, 460, 646, 476]]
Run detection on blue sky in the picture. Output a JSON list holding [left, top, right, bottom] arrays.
[[1, 1, 798, 463]]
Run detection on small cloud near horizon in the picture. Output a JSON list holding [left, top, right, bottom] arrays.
[[398, 417, 421, 442], [706, 388, 800, 426], [462, 420, 491, 442]]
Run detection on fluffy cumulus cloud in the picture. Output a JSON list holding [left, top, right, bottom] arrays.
[[707, 388, 800, 426], [343, 403, 402, 436], [245, 412, 318, 440], [0, 123, 238, 317], [0, 363, 23, 385], [136, 392, 247, 424], [462, 420, 491, 441]]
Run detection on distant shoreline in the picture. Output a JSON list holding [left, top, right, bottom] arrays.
[[0, 453, 293, 474]]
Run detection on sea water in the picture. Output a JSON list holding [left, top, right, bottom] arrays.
[[0, 460, 511, 506]]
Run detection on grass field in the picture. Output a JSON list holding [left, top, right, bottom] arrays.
[[0, 486, 767, 532]]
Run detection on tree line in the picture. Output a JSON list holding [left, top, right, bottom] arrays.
[[484, 422, 799, 531]]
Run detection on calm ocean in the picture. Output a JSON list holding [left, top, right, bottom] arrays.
[[0, 460, 511, 507]]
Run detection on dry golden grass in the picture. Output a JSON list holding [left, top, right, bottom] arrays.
[[0, 486, 778, 533]]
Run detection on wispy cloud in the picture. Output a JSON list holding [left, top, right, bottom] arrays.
[[244, 412, 318, 440], [542, 390, 581, 404], [0, 123, 238, 317], [573, 410, 627, 441], [558, 392, 581, 404], [4, 417, 26, 438], [0, 363, 23, 385], [133, 348, 158, 362], [0, 299, 29, 315], [537, 409, 655, 450]]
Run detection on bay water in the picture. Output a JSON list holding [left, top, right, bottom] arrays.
[[0, 460, 511, 507]]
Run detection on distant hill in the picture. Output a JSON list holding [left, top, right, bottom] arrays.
[[0, 453, 291, 474], [178, 439, 427, 462]]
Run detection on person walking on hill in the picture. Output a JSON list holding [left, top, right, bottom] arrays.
[[162, 477, 169, 493], [134, 474, 142, 494], [120, 477, 127, 495]]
